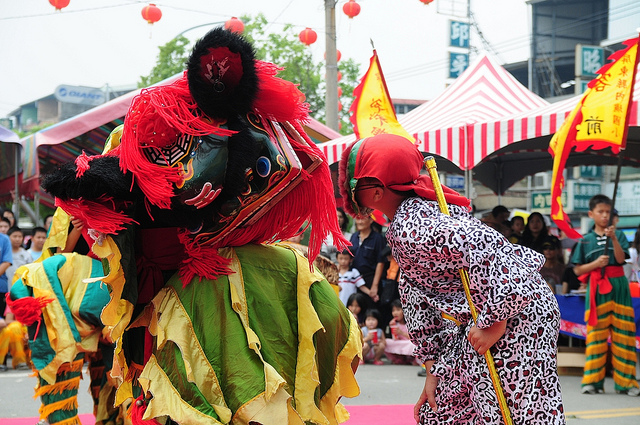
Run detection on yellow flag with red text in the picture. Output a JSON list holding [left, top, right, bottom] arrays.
[[549, 37, 639, 239], [349, 50, 414, 142]]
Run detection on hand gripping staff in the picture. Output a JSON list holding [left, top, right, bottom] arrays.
[[424, 156, 513, 425]]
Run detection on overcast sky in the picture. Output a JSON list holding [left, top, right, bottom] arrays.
[[0, 0, 533, 118]]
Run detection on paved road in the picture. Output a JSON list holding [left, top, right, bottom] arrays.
[[1, 362, 639, 423]]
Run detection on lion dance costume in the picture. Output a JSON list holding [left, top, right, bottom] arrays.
[[8, 28, 361, 425]]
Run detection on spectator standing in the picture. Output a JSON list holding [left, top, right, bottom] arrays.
[[322, 207, 352, 261], [0, 231, 11, 318], [2, 209, 16, 227], [481, 205, 511, 237], [350, 215, 387, 305], [519, 212, 550, 253], [571, 194, 639, 396], [28, 226, 47, 261], [625, 225, 639, 283], [0, 217, 10, 234], [6, 227, 32, 284], [539, 236, 566, 294]]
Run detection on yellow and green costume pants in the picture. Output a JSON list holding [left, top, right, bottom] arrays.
[[582, 274, 639, 393]]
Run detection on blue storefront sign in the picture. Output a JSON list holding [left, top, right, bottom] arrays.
[[450, 20, 470, 48], [449, 53, 469, 79]]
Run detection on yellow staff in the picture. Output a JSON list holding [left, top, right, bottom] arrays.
[[424, 156, 513, 425]]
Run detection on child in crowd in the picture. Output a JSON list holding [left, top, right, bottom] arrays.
[[508, 216, 525, 244], [540, 236, 565, 294], [384, 299, 417, 365], [6, 227, 32, 283], [0, 306, 30, 371], [571, 194, 639, 396], [337, 249, 367, 306], [28, 226, 47, 261], [0, 217, 10, 234], [346, 292, 367, 328], [360, 308, 386, 365]]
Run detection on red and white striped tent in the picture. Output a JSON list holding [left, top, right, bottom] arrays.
[[470, 63, 640, 194], [321, 53, 549, 169]]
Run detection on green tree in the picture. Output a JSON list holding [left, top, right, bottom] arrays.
[[139, 14, 360, 135], [138, 35, 191, 88]]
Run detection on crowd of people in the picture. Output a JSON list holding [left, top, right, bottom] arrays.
[[0, 208, 53, 372]]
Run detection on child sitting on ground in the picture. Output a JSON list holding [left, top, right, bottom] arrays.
[[384, 299, 417, 365], [361, 308, 386, 365]]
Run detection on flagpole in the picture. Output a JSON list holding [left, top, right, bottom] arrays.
[[601, 31, 640, 276], [601, 151, 624, 277]]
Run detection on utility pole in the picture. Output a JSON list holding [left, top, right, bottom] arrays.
[[325, 0, 339, 131]]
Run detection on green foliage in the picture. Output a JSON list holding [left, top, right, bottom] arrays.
[[15, 123, 54, 138], [138, 35, 191, 87], [138, 14, 360, 135]]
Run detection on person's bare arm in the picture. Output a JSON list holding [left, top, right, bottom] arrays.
[[369, 262, 385, 302], [415, 360, 438, 421], [574, 255, 609, 276]]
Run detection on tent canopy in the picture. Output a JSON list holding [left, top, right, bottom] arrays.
[[321, 53, 549, 168], [470, 62, 640, 194], [323, 54, 640, 195]]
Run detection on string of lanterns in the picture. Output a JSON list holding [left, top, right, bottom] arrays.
[[47, 2, 246, 34]]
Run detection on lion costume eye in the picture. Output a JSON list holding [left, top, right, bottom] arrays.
[[256, 156, 271, 177]]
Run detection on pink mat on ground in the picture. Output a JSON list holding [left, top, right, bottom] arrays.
[[3, 405, 415, 425]]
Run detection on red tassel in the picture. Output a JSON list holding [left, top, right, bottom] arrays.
[[55, 196, 137, 235], [253, 61, 310, 123], [178, 230, 232, 286], [130, 395, 162, 425], [74, 151, 93, 178], [6, 294, 53, 326]]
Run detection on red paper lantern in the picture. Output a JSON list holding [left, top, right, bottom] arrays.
[[299, 27, 318, 46], [337, 87, 343, 97], [418, 0, 435, 4], [49, 0, 70, 10], [338, 101, 343, 111], [324, 50, 342, 62], [337, 71, 342, 82], [343, 0, 361, 19], [141, 3, 162, 25], [225, 17, 244, 34]]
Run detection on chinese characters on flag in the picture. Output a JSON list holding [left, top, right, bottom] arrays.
[[350, 50, 414, 142], [549, 37, 639, 238]]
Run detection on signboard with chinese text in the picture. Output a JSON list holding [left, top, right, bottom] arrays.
[[566, 181, 602, 212], [450, 21, 470, 48], [575, 45, 605, 77], [445, 174, 465, 190], [449, 53, 469, 79]]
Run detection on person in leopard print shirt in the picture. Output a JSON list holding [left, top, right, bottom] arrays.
[[339, 134, 565, 425]]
